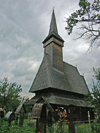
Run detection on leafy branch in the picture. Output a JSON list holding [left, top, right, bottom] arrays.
[[65, 0, 100, 48]]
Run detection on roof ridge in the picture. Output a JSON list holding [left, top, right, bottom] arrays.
[[63, 61, 76, 68]]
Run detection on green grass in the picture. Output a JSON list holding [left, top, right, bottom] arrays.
[[0, 118, 100, 133], [0, 119, 35, 133]]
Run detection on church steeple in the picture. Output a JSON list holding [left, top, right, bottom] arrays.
[[43, 10, 64, 46], [42, 10, 64, 72], [49, 9, 58, 35]]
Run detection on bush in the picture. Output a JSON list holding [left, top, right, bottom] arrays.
[[0, 118, 9, 133], [0, 118, 34, 133], [91, 123, 100, 133], [75, 123, 90, 133]]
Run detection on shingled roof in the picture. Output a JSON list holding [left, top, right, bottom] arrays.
[[29, 10, 89, 96], [29, 53, 88, 95], [27, 93, 94, 108]]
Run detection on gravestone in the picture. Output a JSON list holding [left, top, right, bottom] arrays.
[[15, 99, 26, 127], [31, 103, 47, 133], [5, 111, 15, 126]]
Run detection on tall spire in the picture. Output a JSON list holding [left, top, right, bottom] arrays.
[[49, 9, 58, 35], [42, 10, 64, 45]]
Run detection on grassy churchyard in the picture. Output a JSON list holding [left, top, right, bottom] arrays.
[[0, 118, 100, 133]]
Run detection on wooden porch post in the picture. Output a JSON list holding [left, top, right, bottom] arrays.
[[38, 123, 46, 133], [68, 106, 75, 133], [35, 118, 39, 133], [19, 109, 24, 127]]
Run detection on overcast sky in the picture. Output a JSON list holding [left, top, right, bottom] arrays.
[[0, 0, 100, 98]]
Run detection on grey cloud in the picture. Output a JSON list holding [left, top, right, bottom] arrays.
[[0, 0, 99, 98]]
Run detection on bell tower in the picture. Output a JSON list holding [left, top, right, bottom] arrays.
[[42, 10, 64, 72]]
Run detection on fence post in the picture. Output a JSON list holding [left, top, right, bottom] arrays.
[[88, 111, 91, 133]]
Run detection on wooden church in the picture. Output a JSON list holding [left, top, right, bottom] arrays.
[[27, 10, 94, 130]]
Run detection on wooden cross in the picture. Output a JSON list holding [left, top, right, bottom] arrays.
[[67, 106, 78, 133], [35, 118, 46, 133]]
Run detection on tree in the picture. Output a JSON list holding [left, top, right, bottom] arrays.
[[65, 0, 100, 48], [86, 68, 100, 115], [0, 78, 22, 112], [92, 68, 100, 114]]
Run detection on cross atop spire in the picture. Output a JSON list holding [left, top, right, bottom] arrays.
[[49, 9, 58, 35]]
